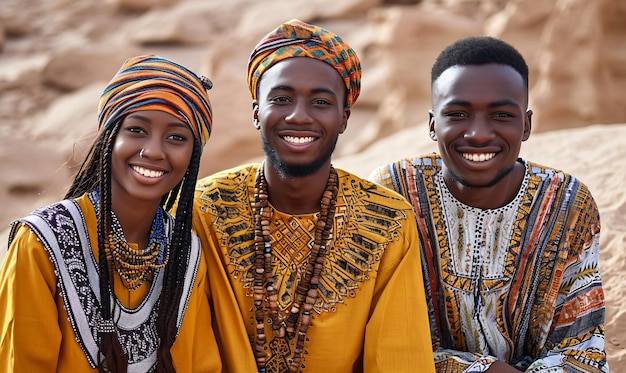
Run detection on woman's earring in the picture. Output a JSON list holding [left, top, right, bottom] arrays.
[[429, 131, 437, 141]]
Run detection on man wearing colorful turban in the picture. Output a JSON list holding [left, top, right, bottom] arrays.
[[193, 19, 435, 372], [247, 18, 361, 108], [0, 54, 221, 372]]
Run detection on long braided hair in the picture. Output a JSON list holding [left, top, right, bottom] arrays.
[[65, 54, 212, 372]]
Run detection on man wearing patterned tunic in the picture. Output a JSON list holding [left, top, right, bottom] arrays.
[[192, 19, 435, 372], [369, 37, 608, 372]]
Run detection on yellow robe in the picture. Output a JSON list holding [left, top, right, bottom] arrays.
[[193, 164, 435, 373], [0, 193, 221, 372]]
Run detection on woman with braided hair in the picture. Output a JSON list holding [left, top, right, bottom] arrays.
[[0, 55, 221, 372]]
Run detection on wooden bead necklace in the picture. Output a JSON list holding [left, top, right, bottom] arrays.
[[252, 165, 339, 373]]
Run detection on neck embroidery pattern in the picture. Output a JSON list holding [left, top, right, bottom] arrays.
[[252, 165, 339, 373], [435, 169, 528, 286], [17, 198, 165, 368]]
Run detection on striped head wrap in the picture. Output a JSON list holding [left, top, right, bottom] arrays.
[[98, 54, 213, 149], [247, 19, 361, 108]]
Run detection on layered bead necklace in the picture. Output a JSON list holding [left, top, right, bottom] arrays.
[[90, 190, 170, 290], [252, 165, 339, 373]]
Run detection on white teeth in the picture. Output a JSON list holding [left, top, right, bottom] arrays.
[[283, 136, 315, 144], [133, 166, 165, 178], [463, 153, 495, 162]]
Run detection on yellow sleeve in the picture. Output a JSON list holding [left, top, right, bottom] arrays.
[[0, 224, 62, 371], [170, 242, 223, 372], [192, 198, 257, 373], [363, 210, 436, 373]]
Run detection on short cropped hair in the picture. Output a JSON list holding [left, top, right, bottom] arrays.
[[431, 36, 529, 91]]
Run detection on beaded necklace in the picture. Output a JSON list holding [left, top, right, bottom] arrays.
[[252, 165, 339, 373], [90, 190, 170, 290]]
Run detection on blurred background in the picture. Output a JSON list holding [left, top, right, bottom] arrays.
[[1, 0, 625, 368]]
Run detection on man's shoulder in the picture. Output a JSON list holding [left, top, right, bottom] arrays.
[[406, 153, 442, 167], [194, 164, 258, 210], [526, 160, 568, 177], [526, 160, 585, 185], [368, 153, 441, 191], [377, 153, 442, 173], [525, 160, 594, 198], [336, 167, 416, 213], [196, 163, 258, 191], [337, 167, 399, 195]]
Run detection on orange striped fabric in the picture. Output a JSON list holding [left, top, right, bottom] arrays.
[[98, 55, 213, 148], [247, 19, 361, 107]]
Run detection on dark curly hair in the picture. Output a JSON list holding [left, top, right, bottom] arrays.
[[431, 36, 529, 100]]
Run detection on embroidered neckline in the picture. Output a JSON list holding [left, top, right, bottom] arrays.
[[436, 160, 530, 214]]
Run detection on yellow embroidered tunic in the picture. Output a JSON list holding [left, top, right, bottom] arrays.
[[0, 193, 221, 372], [193, 164, 435, 373]]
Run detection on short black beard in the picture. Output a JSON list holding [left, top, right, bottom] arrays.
[[450, 163, 517, 189], [261, 133, 337, 178]]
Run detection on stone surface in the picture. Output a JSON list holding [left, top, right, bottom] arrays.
[[42, 46, 140, 91]]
